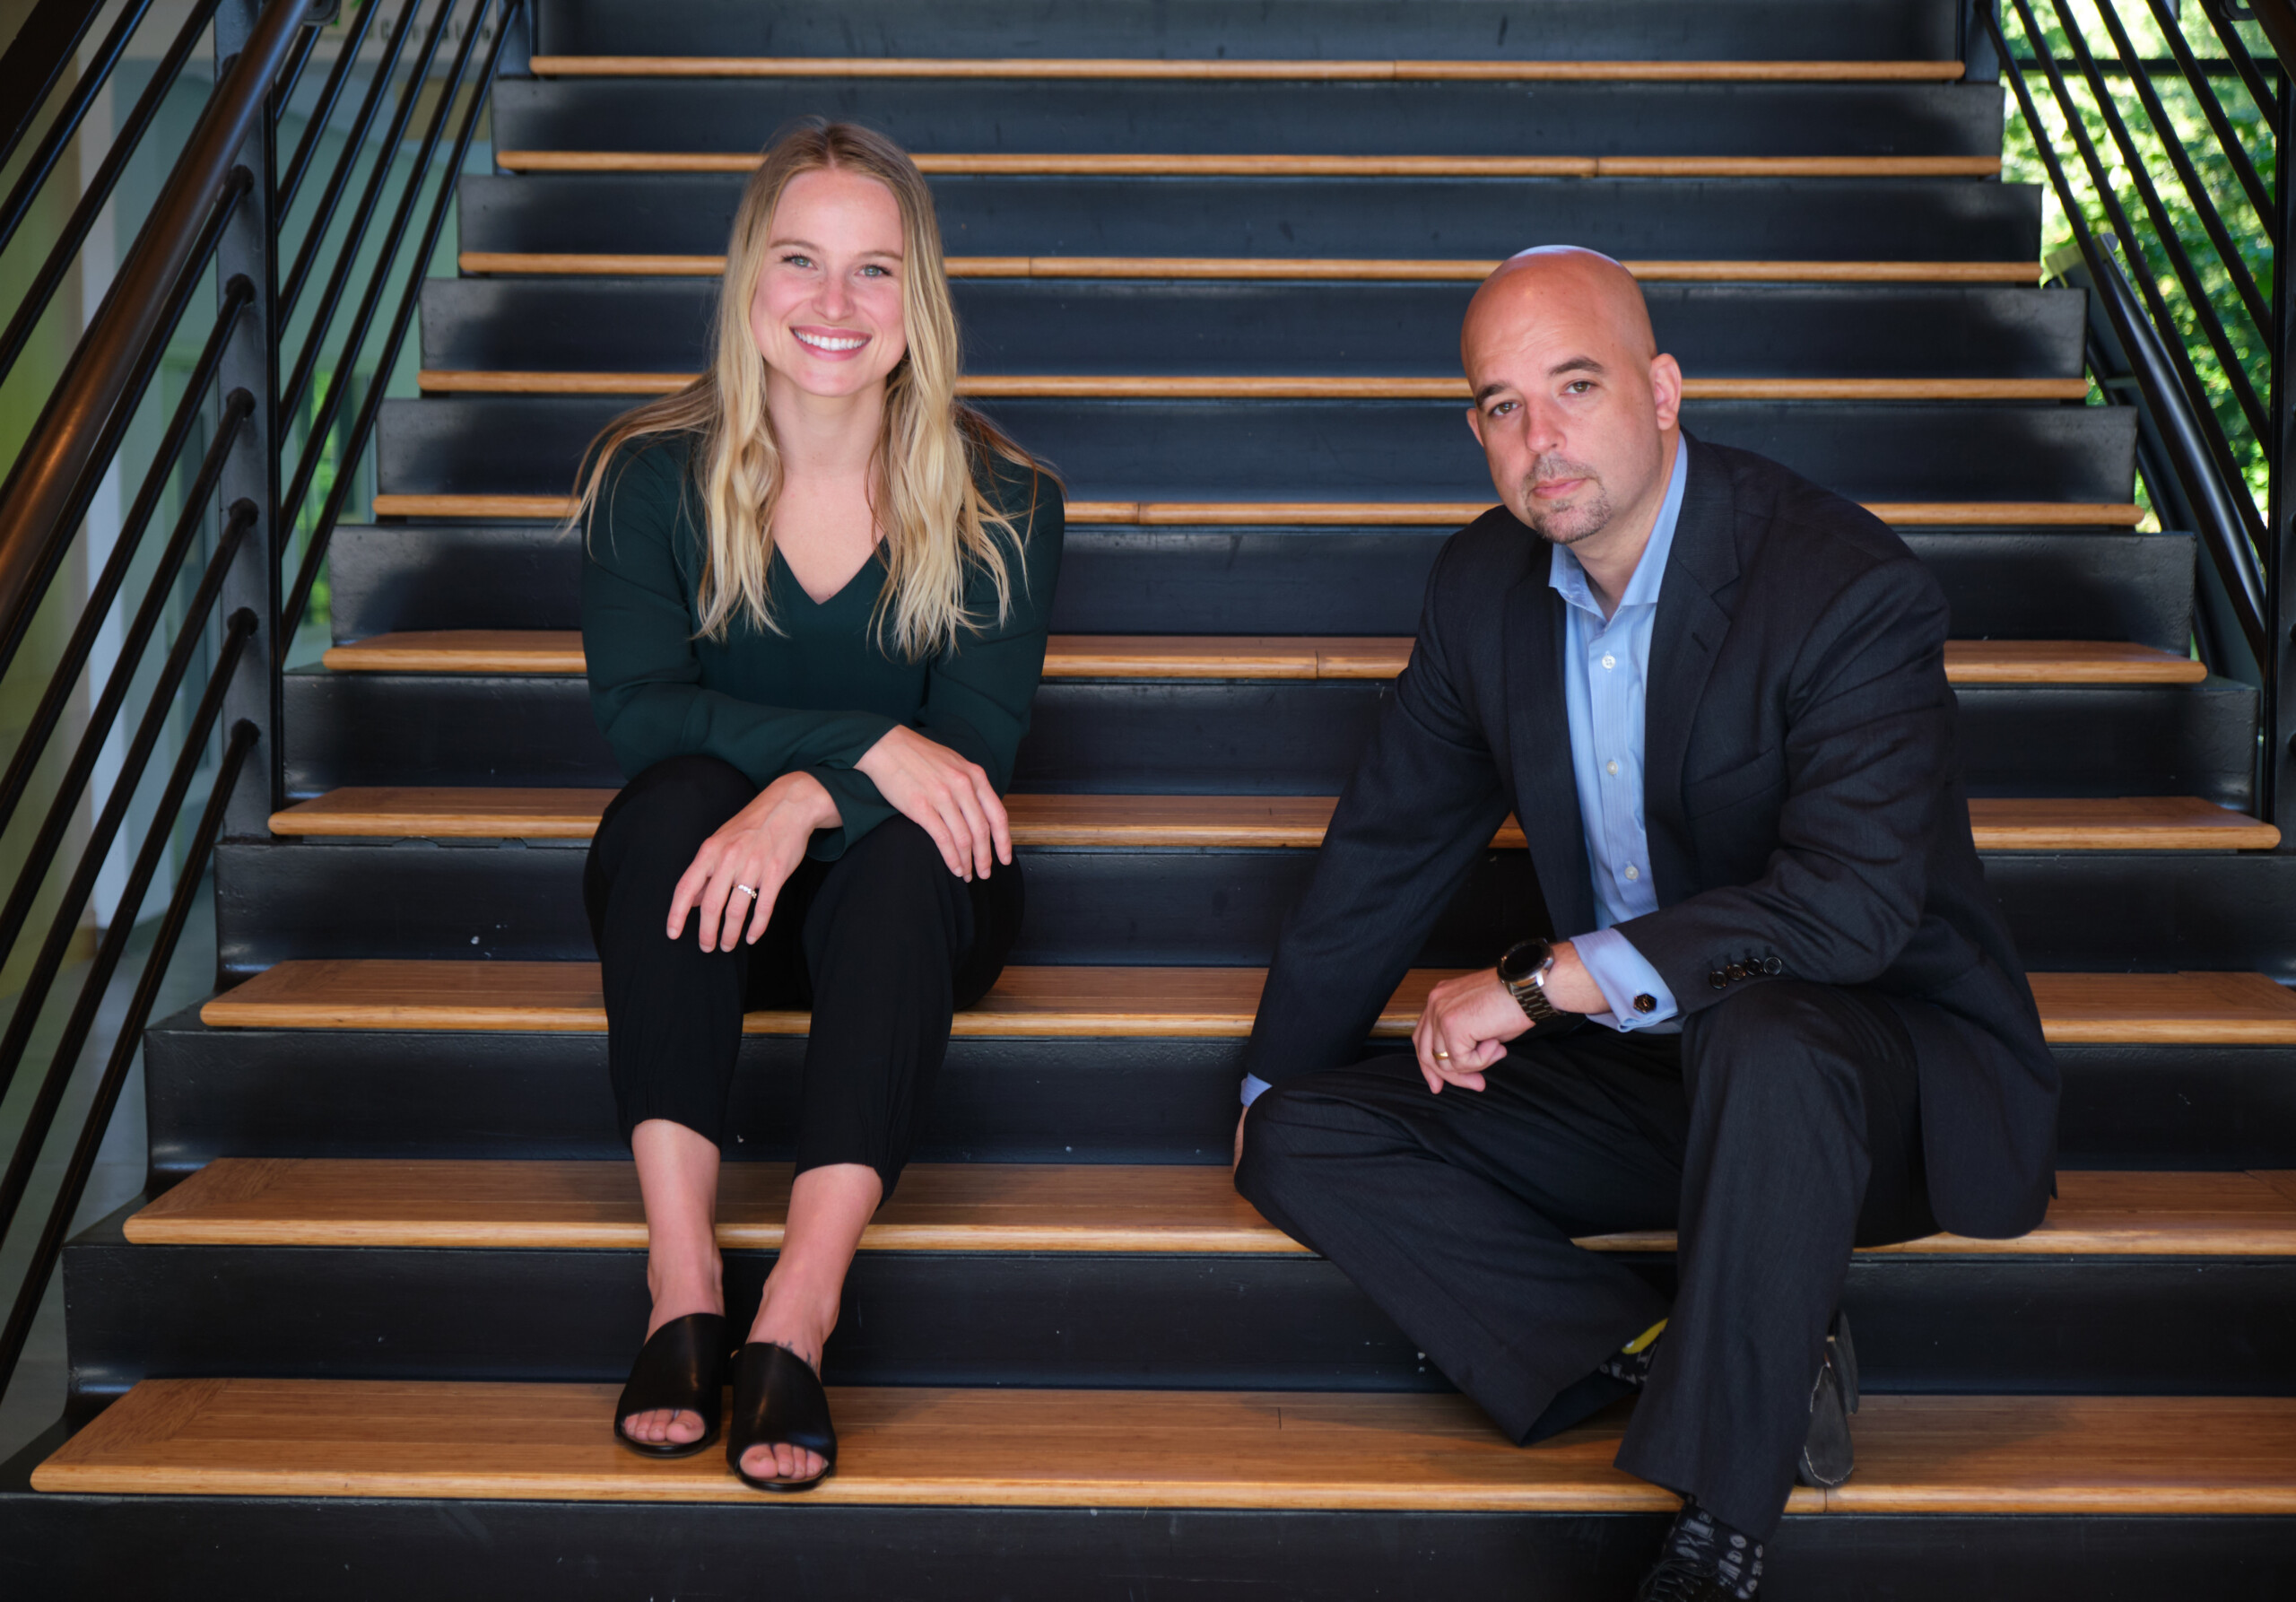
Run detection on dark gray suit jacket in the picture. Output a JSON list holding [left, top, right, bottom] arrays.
[[1240, 435, 2058, 1239]]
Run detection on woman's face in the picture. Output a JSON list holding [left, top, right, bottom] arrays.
[[748, 167, 909, 400]]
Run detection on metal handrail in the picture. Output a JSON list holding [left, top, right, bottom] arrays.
[[0, 0, 315, 683], [0, 0, 526, 1407]]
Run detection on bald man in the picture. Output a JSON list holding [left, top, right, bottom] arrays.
[[1233, 248, 2057, 1599]]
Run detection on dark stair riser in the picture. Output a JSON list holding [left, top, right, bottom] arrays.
[[282, 673, 2259, 803], [458, 172, 2042, 261], [493, 80, 2003, 159], [60, 1213, 2296, 1398], [9, 1476, 2286, 1602], [141, 1020, 2296, 1174], [426, 279, 2091, 379], [332, 525, 2199, 646], [380, 396, 2137, 503], [213, 846, 2296, 975], [537, 0, 1965, 62]]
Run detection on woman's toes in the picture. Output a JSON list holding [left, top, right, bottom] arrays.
[[665, 1409, 703, 1444]]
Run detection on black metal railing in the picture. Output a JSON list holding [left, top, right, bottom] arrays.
[[0, 0, 522, 1406], [1988, 0, 2296, 840]]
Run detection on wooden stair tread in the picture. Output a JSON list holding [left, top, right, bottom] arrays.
[[370, 493, 2143, 527], [322, 631, 2207, 686], [198, 961, 2296, 1045], [36, 1380, 2296, 1513], [526, 56, 1971, 83], [494, 152, 2002, 178], [267, 789, 2280, 851], [126, 1158, 2296, 1258], [458, 252, 2044, 284], [417, 370, 2089, 401]]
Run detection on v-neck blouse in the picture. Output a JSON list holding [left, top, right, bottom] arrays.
[[580, 432, 1065, 859]]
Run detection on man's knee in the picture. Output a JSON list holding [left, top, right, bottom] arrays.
[[1235, 1075, 1391, 1215], [1686, 980, 1870, 1119]]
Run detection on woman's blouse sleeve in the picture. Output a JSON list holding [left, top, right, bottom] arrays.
[[802, 471, 1067, 856], [580, 441, 900, 793]]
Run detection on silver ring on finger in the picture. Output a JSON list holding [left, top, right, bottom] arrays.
[[732, 884, 757, 900]]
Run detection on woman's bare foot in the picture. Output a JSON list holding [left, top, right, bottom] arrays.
[[733, 1162, 880, 1482], [620, 1267, 726, 1448], [623, 1119, 727, 1449], [735, 1278, 839, 1480]]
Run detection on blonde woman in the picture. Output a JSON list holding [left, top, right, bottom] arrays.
[[576, 121, 1062, 1491]]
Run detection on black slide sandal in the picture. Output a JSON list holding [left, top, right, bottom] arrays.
[[726, 1341, 839, 1492], [612, 1311, 729, 1458]]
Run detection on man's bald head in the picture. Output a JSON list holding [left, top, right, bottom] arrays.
[[1459, 246, 1683, 580], [1462, 247, 1658, 377]]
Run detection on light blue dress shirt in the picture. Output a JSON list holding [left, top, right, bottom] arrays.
[[1240, 438, 1689, 1107]]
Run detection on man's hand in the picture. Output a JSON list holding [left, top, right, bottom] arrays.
[[1413, 941, 1603, 1093], [667, 771, 841, 952]]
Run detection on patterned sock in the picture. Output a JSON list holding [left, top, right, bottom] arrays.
[[1597, 1318, 1668, 1388], [1662, 1498, 1765, 1599]]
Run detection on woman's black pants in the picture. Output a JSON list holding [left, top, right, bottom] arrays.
[[583, 753, 1023, 1197]]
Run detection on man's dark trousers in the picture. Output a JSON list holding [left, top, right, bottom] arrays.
[[1238, 979, 1938, 1541]]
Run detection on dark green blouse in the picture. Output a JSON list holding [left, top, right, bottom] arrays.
[[580, 432, 1065, 859]]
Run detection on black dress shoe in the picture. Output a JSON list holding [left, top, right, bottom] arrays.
[[612, 1310, 729, 1458], [1794, 1309, 1859, 1489]]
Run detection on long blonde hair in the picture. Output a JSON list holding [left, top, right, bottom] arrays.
[[571, 120, 1045, 658]]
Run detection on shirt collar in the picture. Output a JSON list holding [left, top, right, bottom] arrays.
[[1548, 434, 1690, 620]]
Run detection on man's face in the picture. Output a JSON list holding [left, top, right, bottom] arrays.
[[1461, 268, 1681, 550]]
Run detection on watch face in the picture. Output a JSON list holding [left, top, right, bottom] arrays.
[[1498, 938, 1550, 982]]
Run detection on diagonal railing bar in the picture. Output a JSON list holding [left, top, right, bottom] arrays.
[[0, 309, 251, 855], [0, 614, 257, 1317], [2098, 230, 2272, 659], [276, 0, 387, 216], [1993, 2, 2269, 664], [0, 0, 230, 398], [2202, 0, 2283, 126], [2091, 0, 2272, 340], [2006, 0, 2266, 512], [283, 0, 510, 638], [0, 0, 155, 266], [2143, 0, 2277, 231], [0, 715, 257, 1403], [279, 0, 458, 391], [269, 5, 325, 125], [276, 0, 424, 318], [2047, 0, 2270, 444], [0, 161, 248, 697], [279, 0, 491, 544], [0, 501, 254, 1121], [0, 0, 108, 176]]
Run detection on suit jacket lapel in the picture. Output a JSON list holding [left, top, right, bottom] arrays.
[[1644, 436, 1741, 901], [1502, 564, 1596, 941]]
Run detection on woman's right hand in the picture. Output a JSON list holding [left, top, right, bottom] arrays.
[[667, 770, 842, 952], [853, 724, 1011, 880]]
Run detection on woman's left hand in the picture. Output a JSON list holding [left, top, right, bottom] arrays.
[[666, 770, 842, 953]]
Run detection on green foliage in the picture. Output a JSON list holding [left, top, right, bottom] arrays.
[[1997, 0, 2278, 521]]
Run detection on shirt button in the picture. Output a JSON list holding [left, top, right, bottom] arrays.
[[1727, 962, 1747, 981], [1624, 865, 1639, 882], [1709, 971, 1728, 990], [1601, 653, 1617, 671], [1606, 760, 1619, 776], [1762, 956, 1784, 975], [1633, 993, 1657, 1014]]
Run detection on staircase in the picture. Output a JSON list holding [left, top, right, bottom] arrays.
[[4, 1, 2295, 1595]]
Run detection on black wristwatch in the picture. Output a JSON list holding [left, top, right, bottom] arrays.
[[1497, 936, 1564, 1026]]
